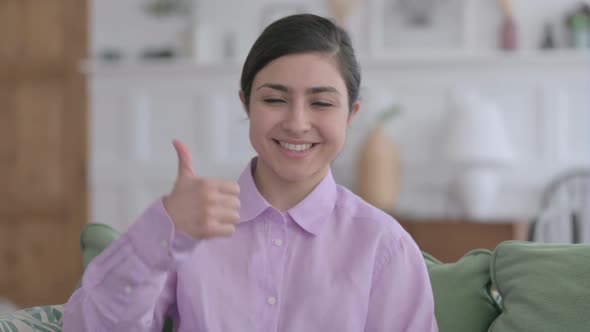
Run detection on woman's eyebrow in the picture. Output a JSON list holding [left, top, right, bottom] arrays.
[[256, 83, 288, 92], [306, 86, 340, 95], [255, 84, 341, 96], [256, 83, 341, 95]]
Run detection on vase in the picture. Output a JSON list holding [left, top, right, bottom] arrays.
[[356, 125, 401, 212]]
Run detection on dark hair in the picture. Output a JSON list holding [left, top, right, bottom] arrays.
[[240, 14, 361, 111]]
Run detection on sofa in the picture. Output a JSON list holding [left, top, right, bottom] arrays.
[[2, 223, 589, 332]]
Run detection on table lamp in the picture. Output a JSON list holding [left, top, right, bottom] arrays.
[[442, 92, 516, 219]]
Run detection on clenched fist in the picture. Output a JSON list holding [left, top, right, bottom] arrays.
[[163, 139, 241, 239]]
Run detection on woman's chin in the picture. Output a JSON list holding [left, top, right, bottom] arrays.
[[272, 163, 326, 184], [282, 173, 313, 184]]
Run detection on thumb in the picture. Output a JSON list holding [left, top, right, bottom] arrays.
[[172, 139, 195, 178]]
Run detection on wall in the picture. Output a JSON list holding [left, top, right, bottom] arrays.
[[91, 0, 330, 60], [88, 0, 590, 230], [91, 0, 589, 58]]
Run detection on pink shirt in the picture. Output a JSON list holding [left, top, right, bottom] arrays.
[[64, 160, 437, 331]]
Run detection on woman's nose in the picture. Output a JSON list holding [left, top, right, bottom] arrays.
[[281, 103, 311, 133]]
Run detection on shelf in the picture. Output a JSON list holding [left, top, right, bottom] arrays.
[[362, 50, 590, 67], [80, 59, 243, 76], [81, 50, 589, 75]]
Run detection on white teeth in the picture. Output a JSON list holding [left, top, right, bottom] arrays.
[[279, 142, 313, 152]]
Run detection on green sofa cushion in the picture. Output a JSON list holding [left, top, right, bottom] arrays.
[[0, 305, 63, 332], [423, 249, 501, 332], [80, 223, 120, 269], [489, 241, 590, 332]]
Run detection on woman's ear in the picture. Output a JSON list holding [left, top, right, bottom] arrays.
[[239, 90, 249, 116], [347, 101, 361, 126]]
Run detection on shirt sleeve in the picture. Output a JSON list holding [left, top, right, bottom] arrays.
[[364, 233, 438, 332], [63, 199, 198, 332]]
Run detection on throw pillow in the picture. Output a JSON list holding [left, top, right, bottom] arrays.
[[423, 249, 501, 332], [80, 223, 120, 268], [489, 241, 590, 332], [0, 305, 63, 332]]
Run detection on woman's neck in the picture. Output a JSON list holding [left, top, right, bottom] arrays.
[[253, 159, 328, 212]]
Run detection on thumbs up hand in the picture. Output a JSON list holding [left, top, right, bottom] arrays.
[[163, 139, 241, 240]]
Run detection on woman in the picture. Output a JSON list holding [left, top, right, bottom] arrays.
[[64, 14, 438, 331]]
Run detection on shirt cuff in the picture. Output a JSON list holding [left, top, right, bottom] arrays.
[[127, 198, 198, 271]]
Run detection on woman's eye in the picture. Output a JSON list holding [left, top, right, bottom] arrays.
[[313, 102, 333, 108], [264, 98, 286, 104]]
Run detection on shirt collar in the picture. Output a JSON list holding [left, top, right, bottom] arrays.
[[237, 158, 271, 223], [286, 168, 337, 235], [237, 158, 338, 236]]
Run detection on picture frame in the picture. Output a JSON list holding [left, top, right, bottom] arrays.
[[367, 0, 474, 58]]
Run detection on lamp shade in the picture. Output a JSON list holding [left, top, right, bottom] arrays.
[[442, 93, 515, 167]]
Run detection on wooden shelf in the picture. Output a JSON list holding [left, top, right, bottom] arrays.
[[397, 217, 529, 263]]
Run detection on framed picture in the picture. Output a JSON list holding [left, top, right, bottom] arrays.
[[259, 3, 308, 32], [367, 0, 473, 57]]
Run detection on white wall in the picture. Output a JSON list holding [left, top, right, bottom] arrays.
[[88, 0, 590, 229], [91, 0, 589, 59], [91, 0, 331, 59], [86, 56, 590, 229]]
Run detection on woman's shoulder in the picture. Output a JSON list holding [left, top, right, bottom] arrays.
[[334, 184, 408, 240]]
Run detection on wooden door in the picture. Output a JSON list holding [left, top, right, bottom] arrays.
[[0, 0, 87, 307]]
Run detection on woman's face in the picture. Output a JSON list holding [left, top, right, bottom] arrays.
[[241, 52, 360, 185]]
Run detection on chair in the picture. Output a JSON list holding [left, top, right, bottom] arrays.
[[528, 168, 590, 243]]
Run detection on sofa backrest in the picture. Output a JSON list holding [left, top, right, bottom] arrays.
[[426, 240, 590, 332]]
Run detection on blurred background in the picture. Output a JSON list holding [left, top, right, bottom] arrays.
[[1, 0, 589, 310]]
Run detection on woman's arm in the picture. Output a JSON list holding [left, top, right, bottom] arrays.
[[63, 140, 239, 331], [365, 234, 438, 332], [63, 199, 197, 332]]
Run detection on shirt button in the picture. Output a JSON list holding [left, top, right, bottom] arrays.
[[160, 240, 168, 248], [124, 286, 132, 294], [267, 296, 277, 305], [273, 239, 283, 247]]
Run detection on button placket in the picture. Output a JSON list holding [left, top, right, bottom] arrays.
[[264, 211, 287, 316], [159, 239, 168, 248], [266, 296, 277, 305], [270, 212, 288, 249]]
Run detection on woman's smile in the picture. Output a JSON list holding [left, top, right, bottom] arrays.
[[273, 139, 319, 159]]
